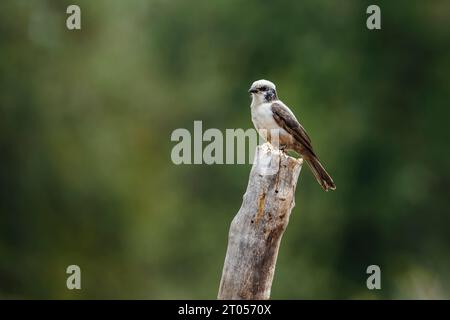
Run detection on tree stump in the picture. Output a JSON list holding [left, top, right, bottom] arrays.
[[218, 143, 303, 300]]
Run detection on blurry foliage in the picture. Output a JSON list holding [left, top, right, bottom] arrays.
[[0, 0, 449, 299]]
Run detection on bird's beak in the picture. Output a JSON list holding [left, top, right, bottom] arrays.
[[248, 88, 258, 94]]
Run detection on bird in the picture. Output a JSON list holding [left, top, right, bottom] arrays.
[[248, 79, 336, 191]]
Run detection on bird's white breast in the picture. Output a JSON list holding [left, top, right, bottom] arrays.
[[251, 102, 281, 131], [250, 102, 293, 148]]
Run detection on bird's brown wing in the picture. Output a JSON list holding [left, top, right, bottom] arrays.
[[271, 102, 316, 156]]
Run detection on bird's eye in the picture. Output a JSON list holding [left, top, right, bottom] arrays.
[[260, 86, 267, 91]]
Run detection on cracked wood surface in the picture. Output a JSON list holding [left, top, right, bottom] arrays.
[[218, 143, 302, 300]]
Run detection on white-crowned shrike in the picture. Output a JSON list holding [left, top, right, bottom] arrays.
[[249, 79, 336, 191]]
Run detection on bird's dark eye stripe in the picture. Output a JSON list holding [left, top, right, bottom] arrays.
[[260, 86, 267, 91]]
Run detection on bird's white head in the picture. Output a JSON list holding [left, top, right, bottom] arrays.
[[248, 79, 278, 105]]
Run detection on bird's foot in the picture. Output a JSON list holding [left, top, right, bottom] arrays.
[[279, 144, 288, 153]]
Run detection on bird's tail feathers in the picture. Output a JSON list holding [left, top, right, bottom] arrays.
[[305, 157, 336, 191]]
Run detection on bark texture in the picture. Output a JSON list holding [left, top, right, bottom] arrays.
[[218, 143, 302, 300]]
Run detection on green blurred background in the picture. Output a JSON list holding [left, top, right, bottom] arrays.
[[1, 0, 449, 299]]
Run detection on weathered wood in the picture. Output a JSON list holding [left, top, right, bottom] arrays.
[[218, 142, 302, 300]]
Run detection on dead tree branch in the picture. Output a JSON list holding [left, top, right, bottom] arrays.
[[218, 143, 302, 300]]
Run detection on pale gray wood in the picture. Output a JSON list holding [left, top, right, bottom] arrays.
[[218, 143, 303, 300]]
